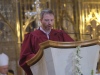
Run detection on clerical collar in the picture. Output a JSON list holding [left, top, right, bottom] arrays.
[[39, 27, 51, 39], [39, 27, 51, 35]]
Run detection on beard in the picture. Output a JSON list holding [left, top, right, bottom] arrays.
[[42, 24, 52, 32]]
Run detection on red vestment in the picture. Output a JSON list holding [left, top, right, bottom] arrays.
[[19, 29, 74, 75]]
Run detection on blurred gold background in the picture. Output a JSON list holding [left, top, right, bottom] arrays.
[[0, 0, 100, 75]]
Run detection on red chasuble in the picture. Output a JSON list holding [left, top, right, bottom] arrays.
[[19, 29, 74, 75]]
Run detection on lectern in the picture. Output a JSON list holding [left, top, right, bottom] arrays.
[[26, 39, 100, 75]]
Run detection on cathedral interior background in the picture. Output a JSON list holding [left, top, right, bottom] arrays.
[[0, 0, 100, 75]]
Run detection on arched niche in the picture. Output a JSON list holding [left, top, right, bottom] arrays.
[[0, 20, 18, 75]]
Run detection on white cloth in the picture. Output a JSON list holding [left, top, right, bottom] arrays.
[[0, 53, 9, 66]]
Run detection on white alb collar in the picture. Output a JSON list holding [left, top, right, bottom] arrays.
[[40, 27, 51, 35]]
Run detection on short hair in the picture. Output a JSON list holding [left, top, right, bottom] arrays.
[[40, 9, 54, 19], [8, 69, 14, 74]]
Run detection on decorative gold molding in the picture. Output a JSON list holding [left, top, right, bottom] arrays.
[[0, 14, 17, 37], [26, 39, 99, 66]]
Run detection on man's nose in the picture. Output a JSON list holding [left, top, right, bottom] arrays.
[[48, 21, 52, 24]]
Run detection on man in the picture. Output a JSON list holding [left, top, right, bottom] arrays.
[[19, 9, 74, 75], [0, 53, 14, 75]]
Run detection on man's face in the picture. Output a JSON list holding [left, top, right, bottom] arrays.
[[0, 65, 8, 74], [40, 13, 54, 31]]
